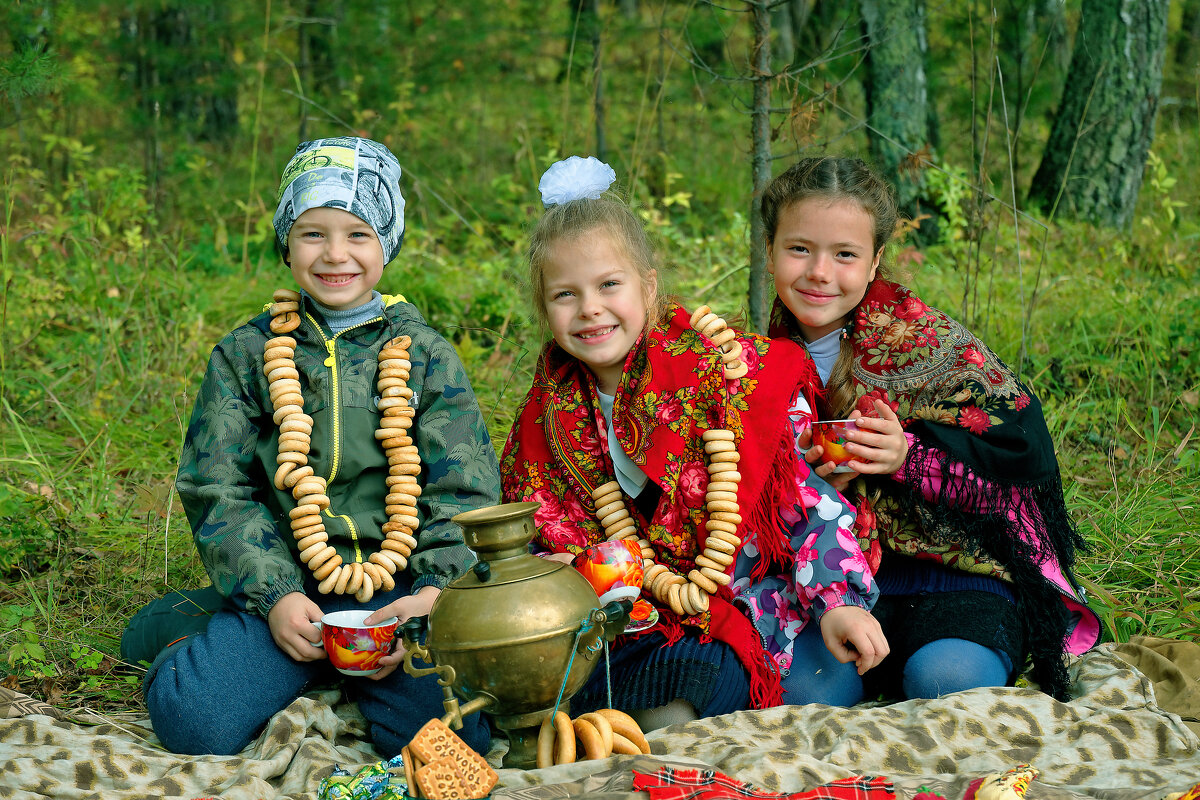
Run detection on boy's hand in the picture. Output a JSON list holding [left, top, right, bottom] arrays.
[[818, 605, 890, 675], [365, 585, 441, 680], [842, 400, 908, 476], [268, 591, 326, 662]]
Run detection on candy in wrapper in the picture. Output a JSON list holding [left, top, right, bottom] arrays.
[[317, 754, 410, 800]]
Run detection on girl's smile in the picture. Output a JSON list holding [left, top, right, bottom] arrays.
[[542, 230, 656, 394], [576, 324, 617, 340], [768, 198, 882, 342]]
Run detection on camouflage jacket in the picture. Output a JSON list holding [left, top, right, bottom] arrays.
[[176, 294, 500, 617]]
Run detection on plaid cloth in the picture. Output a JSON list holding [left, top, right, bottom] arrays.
[[631, 767, 894, 800]]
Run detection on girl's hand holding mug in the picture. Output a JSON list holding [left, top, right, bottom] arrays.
[[841, 400, 908, 475], [363, 585, 441, 680], [805, 399, 907, 488], [268, 591, 327, 663]]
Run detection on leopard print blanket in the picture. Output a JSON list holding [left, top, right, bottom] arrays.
[[1, 639, 1197, 799]]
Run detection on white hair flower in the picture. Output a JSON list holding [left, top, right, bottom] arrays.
[[538, 156, 617, 208]]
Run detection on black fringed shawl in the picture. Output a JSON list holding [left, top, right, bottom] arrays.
[[771, 280, 1093, 700]]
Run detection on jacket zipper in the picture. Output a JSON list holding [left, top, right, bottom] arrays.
[[305, 310, 385, 565]]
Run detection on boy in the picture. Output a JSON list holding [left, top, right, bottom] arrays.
[[128, 137, 497, 757]]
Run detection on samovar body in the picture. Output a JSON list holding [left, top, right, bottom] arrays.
[[402, 501, 626, 768]]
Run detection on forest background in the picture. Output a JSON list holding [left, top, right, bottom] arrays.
[[0, 0, 1197, 713]]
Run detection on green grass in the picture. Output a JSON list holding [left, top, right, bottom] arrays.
[[2, 149, 1196, 712], [1, 4, 1198, 714]]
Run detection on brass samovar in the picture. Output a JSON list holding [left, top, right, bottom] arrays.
[[400, 501, 628, 768]]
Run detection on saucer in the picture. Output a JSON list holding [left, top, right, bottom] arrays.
[[623, 599, 659, 634]]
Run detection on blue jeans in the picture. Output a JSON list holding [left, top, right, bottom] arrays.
[[781, 623, 1012, 706], [144, 582, 489, 757]]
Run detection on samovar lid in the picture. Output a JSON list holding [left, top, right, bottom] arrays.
[[453, 502, 541, 562]]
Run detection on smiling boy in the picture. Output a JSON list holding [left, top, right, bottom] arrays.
[[129, 137, 498, 758]]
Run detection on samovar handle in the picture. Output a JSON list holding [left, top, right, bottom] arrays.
[[578, 599, 634, 656]]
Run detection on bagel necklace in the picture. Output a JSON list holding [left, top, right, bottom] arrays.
[[264, 288, 421, 602], [590, 305, 747, 619]]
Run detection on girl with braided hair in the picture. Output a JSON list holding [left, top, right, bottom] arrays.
[[764, 155, 1098, 704]]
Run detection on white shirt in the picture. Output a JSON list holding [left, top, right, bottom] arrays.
[[596, 390, 649, 498]]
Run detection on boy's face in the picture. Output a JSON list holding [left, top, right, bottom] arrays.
[[286, 206, 385, 310]]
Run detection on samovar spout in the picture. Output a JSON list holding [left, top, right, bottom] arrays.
[[577, 600, 634, 660], [400, 617, 497, 731]]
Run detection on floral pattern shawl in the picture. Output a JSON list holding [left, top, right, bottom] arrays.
[[501, 304, 822, 707], [770, 279, 1096, 700]]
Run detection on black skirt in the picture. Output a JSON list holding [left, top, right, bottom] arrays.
[[864, 588, 1024, 699]]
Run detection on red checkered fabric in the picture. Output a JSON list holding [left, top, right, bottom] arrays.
[[631, 767, 895, 800]]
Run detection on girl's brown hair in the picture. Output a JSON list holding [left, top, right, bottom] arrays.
[[761, 157, 901, 418], [525, 196, 666, 334]]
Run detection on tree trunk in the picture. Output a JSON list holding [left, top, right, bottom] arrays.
[[748, 1, 772, 333], [1028, 0, 1169, 228], [774, 5, 794, 65], [997, 1, 1036, 182], [794, 1, 842, 61], [558, 0, 592, 83], [297, 0, 341, 140], [121, 2, 238, 143], [1177, 0, 1200, 74], [590, 0, 607, 162], [861, 0, 933, 216], [779, 0, 814, 67], [995, 0, 1069, 195]]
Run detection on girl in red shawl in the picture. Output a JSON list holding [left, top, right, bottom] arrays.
[[501, 157, 884, 730], [764, 156, 1099, 704]]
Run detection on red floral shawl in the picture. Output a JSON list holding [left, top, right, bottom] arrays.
[[770, 279, 1089, 700], [501, 304, 818, 708]]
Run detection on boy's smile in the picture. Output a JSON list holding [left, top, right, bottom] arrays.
[[287, 206, 386, 310]]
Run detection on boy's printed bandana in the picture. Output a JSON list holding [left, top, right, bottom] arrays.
[[501, 303, 817, 707], [273, 136, 405, 263]]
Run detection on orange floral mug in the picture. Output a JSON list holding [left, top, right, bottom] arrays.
[[811, 418, 859, 473], [314, 609, 398, 676], [572, 539, 644, 604]]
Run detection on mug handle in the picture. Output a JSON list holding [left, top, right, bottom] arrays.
[[311, 621, 325, 649]]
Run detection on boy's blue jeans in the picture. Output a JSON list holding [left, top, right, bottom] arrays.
[[143, 580, 489, 758]]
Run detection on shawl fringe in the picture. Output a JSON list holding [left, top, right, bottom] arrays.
[[710, 590, 784, 708], [892, 441, 1089, 700]]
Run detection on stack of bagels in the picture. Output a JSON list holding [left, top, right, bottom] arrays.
[[536, 708, 651, 767]]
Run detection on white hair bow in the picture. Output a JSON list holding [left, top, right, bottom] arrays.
[[538, 156, 617, 208]]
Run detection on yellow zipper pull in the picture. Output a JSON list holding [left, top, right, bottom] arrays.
[[324, 340, 335, 368]]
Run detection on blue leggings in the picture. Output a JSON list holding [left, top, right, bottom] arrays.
[[143, 586, 489, 757], [781, 623, 1013, 706]]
